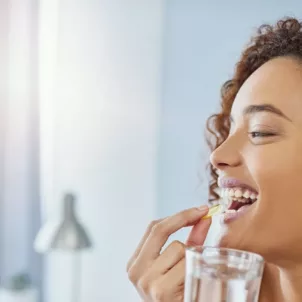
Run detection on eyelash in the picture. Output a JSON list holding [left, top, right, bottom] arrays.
[[248, 131, 276, 138]]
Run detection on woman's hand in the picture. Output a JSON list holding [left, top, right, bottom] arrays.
[[126, 206, 211, 302]]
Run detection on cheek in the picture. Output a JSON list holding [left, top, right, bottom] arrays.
[[246, 142, 302, 221], [232, 142, 302, 260], [245, 142, 302, 193]]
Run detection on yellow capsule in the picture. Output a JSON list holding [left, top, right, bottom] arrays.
[[202, 204, 223, 220]]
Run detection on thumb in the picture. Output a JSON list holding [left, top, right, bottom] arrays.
[[185, 217, 212, 246]]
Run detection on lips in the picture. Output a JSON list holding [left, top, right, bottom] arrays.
[[218, 177, 258, 194], [218, 177, 259, 223]]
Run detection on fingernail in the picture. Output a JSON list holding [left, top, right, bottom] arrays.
[[197, 205, 208, 211]]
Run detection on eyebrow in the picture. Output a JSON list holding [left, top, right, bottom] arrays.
[[230, 104, 292, 122]]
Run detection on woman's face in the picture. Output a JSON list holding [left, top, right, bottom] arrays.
[[211, 57, 302, 265]]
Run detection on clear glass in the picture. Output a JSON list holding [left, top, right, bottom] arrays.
[[185, 246, 264, 302]]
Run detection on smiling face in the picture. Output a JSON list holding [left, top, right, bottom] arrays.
[[210, 56, 302, 265]]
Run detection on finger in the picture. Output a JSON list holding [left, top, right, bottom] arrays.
[[149, 258, 185, 302], [132, 206, 208, 277], [186, 216, 212, 246], [138, 206, 208, 263], [163, 257, 185, 286], [143, 241, 185, 280], [126, 218, 165, 271], [136, 241, 185, 297], [153, 240, 185, 273]]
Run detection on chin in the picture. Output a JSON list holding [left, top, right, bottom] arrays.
[[216, 218, 285, 266], [216, 214, 264, 255]]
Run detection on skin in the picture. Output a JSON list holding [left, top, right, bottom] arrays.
[[127, 56, 302, 301], [127, 206, 211, 301], [212, 56, 302, 301]]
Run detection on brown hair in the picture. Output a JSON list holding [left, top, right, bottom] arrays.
[[206, 17, 302, 203]]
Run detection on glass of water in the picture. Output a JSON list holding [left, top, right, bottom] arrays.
[[185, 246, 264, 302]]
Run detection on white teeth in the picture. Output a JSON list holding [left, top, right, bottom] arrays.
[[234, 189, 242, 198], [237, 198, 247, 203], [225, 209, 236, 214], [250, 193, 257, 200], [220, 187, 258, 201], [243, 191, 250, 199]]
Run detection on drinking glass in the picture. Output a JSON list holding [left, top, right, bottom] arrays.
[[185, 246, 264, 302]]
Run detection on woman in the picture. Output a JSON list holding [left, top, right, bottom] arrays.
[[127, 17, 302, 301]]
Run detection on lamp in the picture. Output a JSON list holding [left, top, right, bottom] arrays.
[[34, 193, 92, 302]]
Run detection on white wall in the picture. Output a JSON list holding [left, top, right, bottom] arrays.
[[39, 1, 164, 301], [0, 0, 42, 284]]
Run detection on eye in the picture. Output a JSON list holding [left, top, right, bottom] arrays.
[[249, 131, 276, 138]]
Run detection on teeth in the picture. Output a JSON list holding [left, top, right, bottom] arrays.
[[225, 209, 236, 214], [239, 199, 249, 203], [234, 189, 242, 198], [250, 193, 257, 200], [220, 187, 258, 201], [243, 191, 250, 199]]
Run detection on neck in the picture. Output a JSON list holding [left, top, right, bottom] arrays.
[[260, 262, 302, 302]]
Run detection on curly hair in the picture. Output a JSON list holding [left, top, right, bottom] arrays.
[[206, 17, 302, 203]]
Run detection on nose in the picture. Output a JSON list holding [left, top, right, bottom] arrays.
[[210, 135, 242, 171]]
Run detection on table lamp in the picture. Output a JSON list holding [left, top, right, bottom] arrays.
[[34, 193, 92, 302]]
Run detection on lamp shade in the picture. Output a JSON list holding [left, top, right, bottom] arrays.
[[34, 193, 92, 252]]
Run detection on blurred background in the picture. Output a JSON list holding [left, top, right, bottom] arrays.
[[0, 0, 300, 301]]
